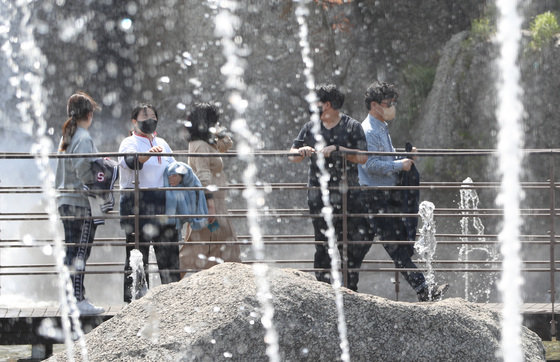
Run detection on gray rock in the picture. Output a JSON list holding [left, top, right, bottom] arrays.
[[49, 262, 545, 361]]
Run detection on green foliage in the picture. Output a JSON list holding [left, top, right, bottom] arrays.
[[470, 17, 494, 40], [401, 64, 437, 123], [529, 11, 560, 50], [402, 64, 436, 99]]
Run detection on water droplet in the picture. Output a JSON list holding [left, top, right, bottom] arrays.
[[189, 78, 202, 87], [42, 244, 53, 255], [120, 18, 133, 31], [22, 234, 34, 245], [106, 62, 118, 78]]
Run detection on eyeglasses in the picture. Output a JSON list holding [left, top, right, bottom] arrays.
[[380, 99, 397, 107]]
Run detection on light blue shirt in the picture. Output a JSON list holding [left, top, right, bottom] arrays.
[[358, 114, 402, 186]]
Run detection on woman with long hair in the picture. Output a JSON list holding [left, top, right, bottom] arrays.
[[55, 91, 104, 315], [180, 102, 241, 274]]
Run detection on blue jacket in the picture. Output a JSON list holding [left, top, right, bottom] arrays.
[[163, 162, 208, 230]]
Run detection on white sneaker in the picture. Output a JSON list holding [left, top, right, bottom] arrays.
[[76, 299, 105, 315]]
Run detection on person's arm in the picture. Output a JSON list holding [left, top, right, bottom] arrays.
[[289, 146, 315, 163], [119, 138, 145, 170], [319, 122, 367, 164], [216, 135, 233, 153], [317, 144, 366, 164], [288, 125, 314, 163], [72, 136, 96, 184], [341, 146, 367, 164], [363, 133, 408, 176]]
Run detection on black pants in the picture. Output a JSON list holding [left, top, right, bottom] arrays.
[[120, 190, 180, 303], [308, 190, 371, 291], [365, 190, 426, 292], [59, 205, 97, 302]]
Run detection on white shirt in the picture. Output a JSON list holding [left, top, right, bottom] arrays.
[[118, 133, 175, 189]]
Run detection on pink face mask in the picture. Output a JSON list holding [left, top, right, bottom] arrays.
[[383, 105, 396, 121]]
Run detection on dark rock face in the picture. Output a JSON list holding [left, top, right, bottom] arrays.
[[2, 1, 485, 151], [410, 24, 560, 302], [49, 263, 545, 361]]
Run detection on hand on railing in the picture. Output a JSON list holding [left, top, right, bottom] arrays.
[[138, 145, 163, 163]]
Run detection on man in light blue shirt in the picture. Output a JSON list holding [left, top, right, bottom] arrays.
[[359, 81, 448, 302]]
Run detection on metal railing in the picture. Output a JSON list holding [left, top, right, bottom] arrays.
[[0, 149, 558, 336]]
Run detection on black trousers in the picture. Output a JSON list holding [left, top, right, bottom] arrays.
[[120, 190, 180, 303], [59, 205, 97, 302], [308, 189, 371, 291], [365, 190, 426, 292]]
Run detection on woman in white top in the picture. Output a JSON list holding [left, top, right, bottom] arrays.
[[118, 104, 178, 303]]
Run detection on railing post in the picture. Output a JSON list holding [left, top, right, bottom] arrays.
[[549, 155, 557, 339], [341, 154, 348, 289], [134, 153, 140, 250], [394, 271, 400, 301]]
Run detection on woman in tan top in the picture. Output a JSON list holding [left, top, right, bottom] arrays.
[[180, 103, 241, 275]]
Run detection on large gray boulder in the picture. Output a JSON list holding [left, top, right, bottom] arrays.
[[50, 262, 544, 361]]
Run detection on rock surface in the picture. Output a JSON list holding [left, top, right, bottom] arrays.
[[50, 263, 545, 361]]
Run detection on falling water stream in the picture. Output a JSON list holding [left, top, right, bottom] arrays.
[[294, 1, 350, 361], [129, 249, 148, 301], [1, 1, 88, 360], [212, 1, 280, 360], [415, 201, 437, 297], [459, 177, 497, 302], [495, 0, 524, 360]]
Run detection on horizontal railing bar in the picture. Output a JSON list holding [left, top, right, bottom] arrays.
[[6, 208, 560, 217], [2, 211, 559, 222], [0, 233, 556, 242], [0, 267, 556, 276], [3, 259, 558, 269], [1, 184, 556, 193], [3, 148, 560, 160], [4, 207, 558, 217], [1, 240, 558, 249]]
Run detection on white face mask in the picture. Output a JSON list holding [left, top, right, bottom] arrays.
[[383, 105, 396, 121]]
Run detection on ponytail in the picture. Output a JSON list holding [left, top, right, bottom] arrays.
[[59, 116, 77, 151], [59, 91, 99, 151]]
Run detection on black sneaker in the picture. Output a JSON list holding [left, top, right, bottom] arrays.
[[417, 283, 449, 302]]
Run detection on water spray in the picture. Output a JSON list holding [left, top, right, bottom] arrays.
[[495, 0, 524, 360], [415, 201, 437, 298], [1, 1, 89, 360], [294, 1, 350, 360], [212, 2, 280, 361], [129, 249, 148, 301], [459, 177, 497, 302]]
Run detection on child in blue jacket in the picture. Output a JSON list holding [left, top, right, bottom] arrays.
[[164, 161, 208, 237]]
